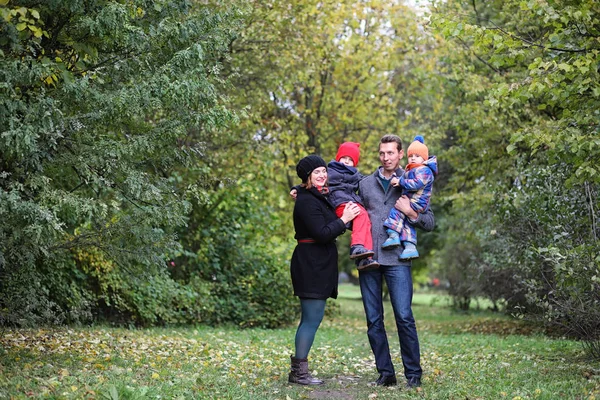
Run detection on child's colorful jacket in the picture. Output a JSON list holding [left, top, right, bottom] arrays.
[[400, 155, 438, 213]]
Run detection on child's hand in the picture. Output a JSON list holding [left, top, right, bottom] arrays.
[[391, 177, 400, 186], [395, 195, 418, 220], [289, 188, 298, 200]]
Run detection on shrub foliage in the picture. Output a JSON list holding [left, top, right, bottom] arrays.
[[429, 0, 600, 357], [0, 0, 294, 328]]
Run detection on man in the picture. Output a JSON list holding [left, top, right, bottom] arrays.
[[357, 134, 435, 389]]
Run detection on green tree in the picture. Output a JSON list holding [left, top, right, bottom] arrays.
[[429, 0, 600, 357], [220, 0, 447, 279], [0, 0, 242, 326]]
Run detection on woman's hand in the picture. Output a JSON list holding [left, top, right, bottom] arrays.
[[395, 195, 418, 220], [340, 201, 360, 224]]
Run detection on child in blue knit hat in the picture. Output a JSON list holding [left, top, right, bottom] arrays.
[[382, 135, 438, 260]]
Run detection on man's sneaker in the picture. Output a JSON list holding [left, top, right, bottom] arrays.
[[357, 257, 380, 271], [349, 245, 375, 260], [399, 242, 419, 260], [406, 376, 421, 388], [372, 374, 397, 386], [381, 229, 401, 249]]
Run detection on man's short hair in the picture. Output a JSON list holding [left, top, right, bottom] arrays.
[[380, 134, 402, 152]]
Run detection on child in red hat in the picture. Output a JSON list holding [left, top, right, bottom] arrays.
[[290, 142, 379, 271]]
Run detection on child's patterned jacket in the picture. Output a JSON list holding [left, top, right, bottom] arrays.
[[400, 155, 438, 213]]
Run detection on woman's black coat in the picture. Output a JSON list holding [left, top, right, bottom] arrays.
[[291, 186, 346, 299]]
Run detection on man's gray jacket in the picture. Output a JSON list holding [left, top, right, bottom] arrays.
[[358, 167, 435, 266]]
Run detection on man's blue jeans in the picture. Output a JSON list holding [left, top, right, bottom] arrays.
[[359, 264, 422, 380]]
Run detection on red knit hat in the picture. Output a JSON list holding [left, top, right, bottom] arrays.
[[407, 135, 428, 160], [335, 142, 361, 167]]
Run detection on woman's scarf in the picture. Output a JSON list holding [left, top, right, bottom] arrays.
[[302, 183, 329, 196], [315, 185, 329, 195]]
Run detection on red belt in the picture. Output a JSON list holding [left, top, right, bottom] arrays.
[[298, 239, 316, 243]]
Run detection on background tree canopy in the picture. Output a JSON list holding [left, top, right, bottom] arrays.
[[1, 0, 599, 357], [428, 0, 600, 357], [0, 0, 293, 328]]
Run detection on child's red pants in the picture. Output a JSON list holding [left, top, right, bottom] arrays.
[[335, 203, 373, 251]]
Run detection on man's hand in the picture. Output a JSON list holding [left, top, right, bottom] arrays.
[[289, 188, 298, 200], [395, 195, 418, 220]]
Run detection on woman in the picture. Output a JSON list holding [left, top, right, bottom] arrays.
[[289, 155, 361, 385]]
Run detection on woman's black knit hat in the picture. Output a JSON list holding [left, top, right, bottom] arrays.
[[296, 155, 327, 183]]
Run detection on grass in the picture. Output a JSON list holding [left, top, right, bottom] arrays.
[[0, 284, 599, 399]]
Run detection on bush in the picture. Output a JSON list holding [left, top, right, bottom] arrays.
[[490, 163, 600, 356], [207, 250, 296, 328], [174, 182, 298, 329], [0, 0, 242, 327]]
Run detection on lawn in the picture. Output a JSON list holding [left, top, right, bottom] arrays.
[[0, 284, 598, 399]]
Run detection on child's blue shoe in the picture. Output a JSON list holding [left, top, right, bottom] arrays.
[[382, 229, 401, 249], [399, 242, 419, 260]]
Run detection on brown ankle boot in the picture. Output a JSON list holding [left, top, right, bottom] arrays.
[[288, 355, 324, 385]]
